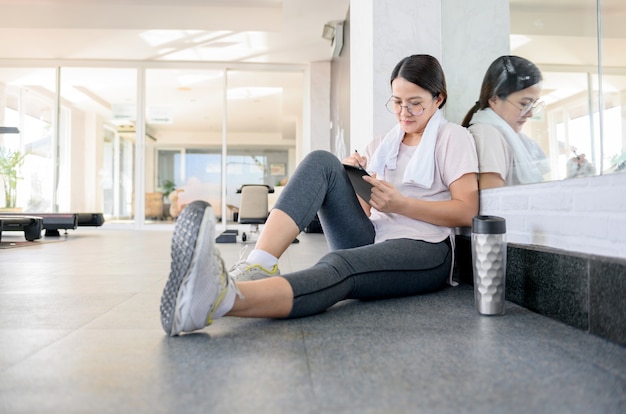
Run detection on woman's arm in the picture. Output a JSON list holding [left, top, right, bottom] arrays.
[[470, 123, 510, 188], [364, 172, 479, 227], [478, 172, 505, 189]]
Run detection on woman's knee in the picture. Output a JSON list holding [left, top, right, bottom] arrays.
[[303, 150, 341, 170], [317, 250, 352, 271]]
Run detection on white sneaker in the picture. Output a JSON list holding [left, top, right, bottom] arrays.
[[229, 247, 281, 281], [160, 200, 239, 336]]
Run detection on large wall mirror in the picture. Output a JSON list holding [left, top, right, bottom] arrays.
[[506, 0, 626, 185]]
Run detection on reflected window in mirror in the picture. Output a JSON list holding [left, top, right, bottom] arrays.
[[525, 71, 626, 182]]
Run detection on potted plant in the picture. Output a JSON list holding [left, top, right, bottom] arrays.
[[610, 150, 626, 173], [0, 147, 27, 210], [160, 179, 177, 218], [161, 179, 176, 200]]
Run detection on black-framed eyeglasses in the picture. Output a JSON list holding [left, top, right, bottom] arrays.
[[385, 98, 435, 117], [506, 98, 545, 117]]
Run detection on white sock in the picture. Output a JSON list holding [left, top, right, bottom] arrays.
[[246, 249, 278, 269], [213, 281, 239, 319]]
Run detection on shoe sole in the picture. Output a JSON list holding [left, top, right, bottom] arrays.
[[160, 200, 214, 336]]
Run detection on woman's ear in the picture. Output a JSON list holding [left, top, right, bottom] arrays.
[[435, 93, 445, 107], [488, 96, 499, 109]]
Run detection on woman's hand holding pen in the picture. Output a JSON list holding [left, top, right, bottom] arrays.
[[340, 149, 402, 214], [342, 149, 367, 169]]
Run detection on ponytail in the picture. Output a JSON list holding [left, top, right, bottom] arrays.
[[462, 102, 480, 127]]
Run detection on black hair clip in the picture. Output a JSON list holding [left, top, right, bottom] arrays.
[[502, 56, 516, 77]]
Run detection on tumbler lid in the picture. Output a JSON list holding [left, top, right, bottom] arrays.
[[472, 215, 506, 234]]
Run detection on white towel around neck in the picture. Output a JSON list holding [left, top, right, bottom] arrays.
[[368, 108, 446, 189], [470, 108, 544, 184]]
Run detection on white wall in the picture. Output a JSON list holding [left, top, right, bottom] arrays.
[[441, 0, 510, 125], [479, 173, 626, 259], [307, 61, 331, 154]]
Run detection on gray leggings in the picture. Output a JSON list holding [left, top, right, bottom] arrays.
[[273, 150, 452, 318]]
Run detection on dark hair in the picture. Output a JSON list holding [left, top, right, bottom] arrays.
[[390, 54, 447, 108], [461, 55, 542, 127]]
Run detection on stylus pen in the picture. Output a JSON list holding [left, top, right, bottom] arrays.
[[354, 149, 364, 169]]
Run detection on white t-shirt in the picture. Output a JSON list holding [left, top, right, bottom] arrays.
[[469, 122, 548, 186], [363, 122, 478, 244]]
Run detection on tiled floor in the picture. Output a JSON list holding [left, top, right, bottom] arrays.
[[0, 223, 625, 413]]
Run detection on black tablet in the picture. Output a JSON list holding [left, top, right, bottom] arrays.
[[344, 164, 373, 203]]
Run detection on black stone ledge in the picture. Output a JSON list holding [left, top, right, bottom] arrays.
[[454, 235, 626, 347]]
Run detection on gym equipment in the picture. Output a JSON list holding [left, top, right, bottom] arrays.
[[0, 212, 104, 238], [215, 229, 239, 244], [0, 216, 43, 241], [238, 184, 272, 242], [76, 213, 105, 227], [213, 185, 299, 244]]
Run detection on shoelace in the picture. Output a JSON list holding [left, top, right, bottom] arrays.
[[219, 255, 243, 299], [228, 246, 250, 274], [209, 255, 243, 325]]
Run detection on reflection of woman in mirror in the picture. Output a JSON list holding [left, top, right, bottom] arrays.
[[462, 55, 550, 189], [566, 149, 596, 178]]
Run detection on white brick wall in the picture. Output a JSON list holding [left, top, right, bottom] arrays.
[[479, 172, 626, 260]]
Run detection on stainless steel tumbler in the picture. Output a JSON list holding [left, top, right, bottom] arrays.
[[471, 215, 507, 316]]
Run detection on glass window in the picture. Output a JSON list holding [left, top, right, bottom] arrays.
[[157, 148, 287, 222], [59, 67, 137, 219], [0, 68, 56, 211], [225, 69, 301, 220], [1, 65, 304, 224], [146, 68, 224, 222]]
